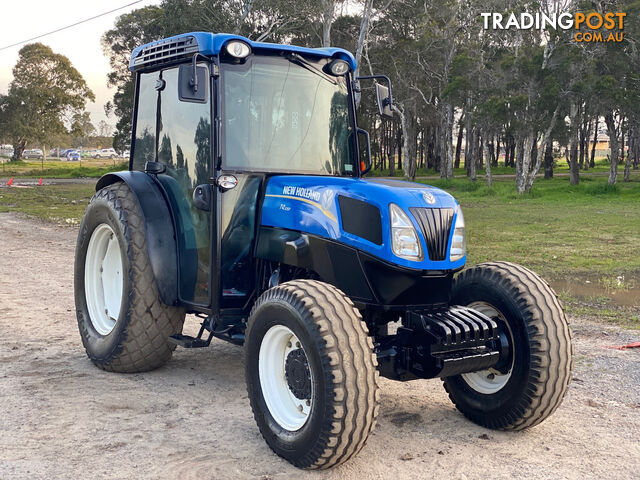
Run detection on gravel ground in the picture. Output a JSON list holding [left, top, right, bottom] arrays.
[[0, 212, 638, 479]]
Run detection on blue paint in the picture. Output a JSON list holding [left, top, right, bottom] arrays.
[[130, 32, 357, 72], [261, 176, 466, 271]]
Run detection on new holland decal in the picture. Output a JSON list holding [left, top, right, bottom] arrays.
[[267, 186, 337, 222]]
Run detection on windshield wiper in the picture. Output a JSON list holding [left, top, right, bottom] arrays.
[[284, 53, 338, 85]]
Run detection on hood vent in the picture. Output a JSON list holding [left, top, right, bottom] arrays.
[[409, 208, 454, 261]]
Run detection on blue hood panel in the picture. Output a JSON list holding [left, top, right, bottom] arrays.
[[260, 176, 466, 270]]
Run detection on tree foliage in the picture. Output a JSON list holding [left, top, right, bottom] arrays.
[[100, 0, 640, 190], [0, 43, 94, 160]]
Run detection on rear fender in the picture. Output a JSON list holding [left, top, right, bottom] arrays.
[[96, 171, 180, 306]]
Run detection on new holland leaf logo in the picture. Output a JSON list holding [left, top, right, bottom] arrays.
[[423, 192, 436, 204]]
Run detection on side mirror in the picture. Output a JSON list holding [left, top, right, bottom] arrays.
[[375, 83, 393, 119], [178, 63, 208, 103], [357, 128, 372, 175], [356, 74, 394, 119]]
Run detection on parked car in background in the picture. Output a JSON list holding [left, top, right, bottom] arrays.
[[121, 149, 130, 159], [95, 148, 117, 159], [66, 150, 81, 161], [22, 149, 44, 159], [1, 145, 14, 158], [81, 149, 98, 158]]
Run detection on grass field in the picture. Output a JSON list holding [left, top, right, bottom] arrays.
[[0, 158, 128, 178], [0, 174, 637, 327]]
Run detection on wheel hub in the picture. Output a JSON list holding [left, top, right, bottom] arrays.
[[285, 349, 311, 400], [461, 301, 514, 394]]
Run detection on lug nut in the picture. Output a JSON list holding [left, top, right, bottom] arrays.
[[295, 341, 300, 348]]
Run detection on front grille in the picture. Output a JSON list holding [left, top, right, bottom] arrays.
[[409, 208, 454, 261], [132, 35, 200, 71]]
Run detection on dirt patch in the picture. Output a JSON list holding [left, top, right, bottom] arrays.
[[1, 212, 639, 479]]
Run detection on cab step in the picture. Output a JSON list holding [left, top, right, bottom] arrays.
[[168, 334, 210, 348]]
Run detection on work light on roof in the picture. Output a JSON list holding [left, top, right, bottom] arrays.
[[226, 41, 251, 58], [328, 59, 350, 76]]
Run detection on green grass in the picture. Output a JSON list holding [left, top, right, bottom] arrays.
[[1, 174, 638, 326], [419, 175, 640, 280], [0, 159, 127, 178], [0, 184, 95, 223]]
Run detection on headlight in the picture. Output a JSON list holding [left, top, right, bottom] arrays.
[[226, 40, 251, 58], [450, 206, 466, 261], [389, 203, 422, 260]]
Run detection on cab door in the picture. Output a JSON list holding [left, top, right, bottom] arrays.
[[130, 64, 213, 307]]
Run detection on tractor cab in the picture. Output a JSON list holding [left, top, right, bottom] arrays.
[[124, 32, 394, 315]]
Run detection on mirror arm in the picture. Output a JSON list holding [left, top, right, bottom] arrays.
[[356, 74, 393, 106], [190, 53, 209, 92]]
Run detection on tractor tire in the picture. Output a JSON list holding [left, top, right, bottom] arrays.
[[443, 261, 573, 430], [245, 280, 379, 469], [74, 181, 185, 373]]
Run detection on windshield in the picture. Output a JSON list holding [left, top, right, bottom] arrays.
[[221, 55, 355, 175]]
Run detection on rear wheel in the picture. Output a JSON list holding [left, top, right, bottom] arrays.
[[74, 181, 185, 372], [245, 280, 379, 469], [443, 262, 573, 430]]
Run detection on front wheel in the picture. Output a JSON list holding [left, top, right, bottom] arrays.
[[443, 262, 573, 430], [245, 280, 379, 469]]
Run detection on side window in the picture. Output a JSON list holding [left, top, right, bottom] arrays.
[[132, 73, 157, 170]]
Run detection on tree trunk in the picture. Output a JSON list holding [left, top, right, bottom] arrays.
[[516, 134, 534, 193], [454, 119, 463, 169], [604, 112, 618, 185], [569, 102, 580, 185], [526, 107, 559, 192], [504, 137, 510, 167], [579, 112, 586, 169], [401, 105, 417, 179], [510, 140, 516, 168], [440, 102, 454, 179], [515, 139, 524, 184], [468, 128, 478, 181], [544, 139, 554, 179], [483, 133, 492, 187], [620, 117, 625, 165], [590, 117, 598, 168], [584, 118, 592, 170], [624, 125, 633, 182], [321, 0, 334, 47]]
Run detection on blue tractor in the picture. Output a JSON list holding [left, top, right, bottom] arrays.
[[74, 32, 572, 469]]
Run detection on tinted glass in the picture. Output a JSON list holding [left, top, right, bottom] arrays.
[[132, 73, 157, 169], [221, 55, 354, 175], [131, 66, 212, 305]]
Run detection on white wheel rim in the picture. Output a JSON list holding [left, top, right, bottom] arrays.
[[461, 302, 514, 394], [84, 224, 123, 336], [259, 325, 313, 431]]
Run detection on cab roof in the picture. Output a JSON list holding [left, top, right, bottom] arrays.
[[129, 32, 357, 72]]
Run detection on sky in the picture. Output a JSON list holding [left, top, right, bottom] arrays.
[[0, 0, 161, 128]]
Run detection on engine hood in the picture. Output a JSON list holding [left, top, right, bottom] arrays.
[[260, 175, 465, 271]]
